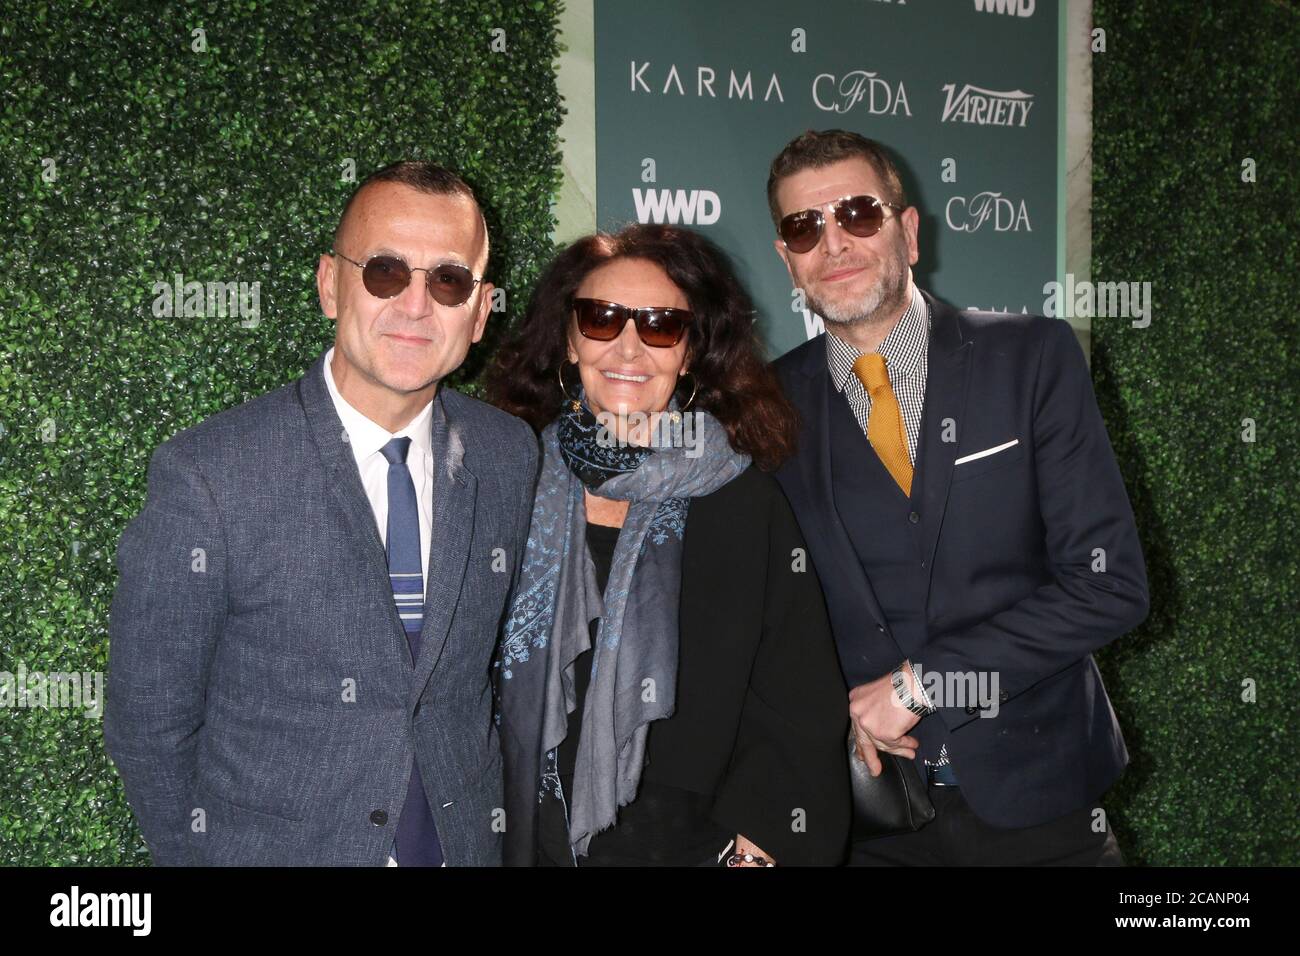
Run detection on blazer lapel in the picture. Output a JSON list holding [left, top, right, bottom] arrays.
[[298, 350, 479, 687], [410, 390, 477, 700], [298, 350, 411, 665], [788, 344, 892, 635], [916, 291, 974, 584]]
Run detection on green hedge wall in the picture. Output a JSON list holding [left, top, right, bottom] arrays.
[[1091, 0, 1298, 864], [2, 0, 1295, 869], [0, 0, 564, 865]]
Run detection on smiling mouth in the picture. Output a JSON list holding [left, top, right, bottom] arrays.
[[822, 265, 867, 282], [602, 370, 651, 383]]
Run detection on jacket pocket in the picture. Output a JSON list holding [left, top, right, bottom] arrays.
[[190, 781, 308, 866], [951, 438, 1024, 482], [193, 776, 305, 823]]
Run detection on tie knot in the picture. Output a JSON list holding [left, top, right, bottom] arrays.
[[852, 352, 891, 394], [381, 436, 412, 465]]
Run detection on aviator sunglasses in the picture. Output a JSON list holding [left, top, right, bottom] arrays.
[[332, 250, 484, 306], [573, 297, 693, 348], [778, 194, 905, 254]]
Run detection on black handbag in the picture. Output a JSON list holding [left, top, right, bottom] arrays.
[[848, 729, 935, 840]]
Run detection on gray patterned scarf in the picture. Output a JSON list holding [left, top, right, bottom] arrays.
[[495, 393, 749, 859]]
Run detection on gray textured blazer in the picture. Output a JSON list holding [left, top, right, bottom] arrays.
[[104, 349, 539, 866]]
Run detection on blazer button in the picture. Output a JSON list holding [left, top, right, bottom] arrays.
[[370, 810, 389, 826], [876, 624, 886, 633], [999, 690, 1009, 703], [908, 512, 920, 524], [964, 705, 978, 716]]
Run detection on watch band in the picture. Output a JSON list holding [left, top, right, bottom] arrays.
[[892, 664, 931, 717], [909, 660, 936, 713]]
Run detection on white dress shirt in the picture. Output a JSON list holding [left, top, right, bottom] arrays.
[[322, 346, 434, 587], [321, 346, 436, 868], [824, 281, 930, 464]]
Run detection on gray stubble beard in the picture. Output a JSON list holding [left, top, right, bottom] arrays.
[[806, 250, 910, 337]]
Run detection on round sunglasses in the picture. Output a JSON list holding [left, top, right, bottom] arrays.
[[332, 250, 484, 306], [778, 194, 904, 254], [572, 297, 693, 348]]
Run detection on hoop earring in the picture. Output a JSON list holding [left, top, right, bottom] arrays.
[[677, 372, 699, 412], [557, 361, 582, 411]]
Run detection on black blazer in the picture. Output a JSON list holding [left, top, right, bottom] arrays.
[[773, 290, 1150, 829], [607, 465, 850, 865]]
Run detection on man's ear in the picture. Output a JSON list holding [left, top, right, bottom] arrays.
[[470, 281, 494, 344], [317, 254, 338, 319], [902, 206, 921, 267]]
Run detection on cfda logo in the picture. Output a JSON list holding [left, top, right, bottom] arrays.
[[945, 191, 1032, 233], [812, 70, 912, 116]]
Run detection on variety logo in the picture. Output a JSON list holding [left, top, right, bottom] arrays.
[[812, 70, 912, 116], [945, 191, 1032, 232], [974, 0, 1036, 16], [940, 83, 1034, 126], [633, 188, 721, 225]]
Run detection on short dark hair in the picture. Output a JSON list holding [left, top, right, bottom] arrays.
[[766, 129, 908, 227], [484, 223, 799, 472], [333, 160, 487, 264]]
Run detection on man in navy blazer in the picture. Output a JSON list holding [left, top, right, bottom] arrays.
[[105, 161, 538, 865], [767, 130, 1148, 865]]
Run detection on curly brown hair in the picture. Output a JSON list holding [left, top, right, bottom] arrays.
[[484, 223, 798, 472]]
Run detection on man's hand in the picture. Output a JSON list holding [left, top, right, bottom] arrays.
[[849, 662, 923, 777]]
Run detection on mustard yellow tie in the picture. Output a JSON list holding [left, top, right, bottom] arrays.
[[852, 353, 913, 497]]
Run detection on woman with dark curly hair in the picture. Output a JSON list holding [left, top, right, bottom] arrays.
[[487, 223, 849, 867]]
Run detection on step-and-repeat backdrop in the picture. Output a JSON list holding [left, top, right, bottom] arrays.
[[593, 0, 1061, 359]]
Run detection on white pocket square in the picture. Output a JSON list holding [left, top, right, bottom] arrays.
[[954, 438, 1019, 466]]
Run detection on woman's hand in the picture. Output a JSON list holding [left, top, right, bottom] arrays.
[[729, 834, 776, 867]]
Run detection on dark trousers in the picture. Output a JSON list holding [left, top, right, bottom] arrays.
[[849, 786, 1125, 866]]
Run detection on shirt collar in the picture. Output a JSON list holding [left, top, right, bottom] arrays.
[[825, 282, 930, 393], [322, 345, 434, 466]]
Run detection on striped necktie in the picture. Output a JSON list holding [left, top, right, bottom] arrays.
[[382, 437, 425, 643], [380, 436, 443, 867]]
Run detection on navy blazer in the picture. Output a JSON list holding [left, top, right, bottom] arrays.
[[773, 290, 1149, 829], [105, 349, 538, 865]]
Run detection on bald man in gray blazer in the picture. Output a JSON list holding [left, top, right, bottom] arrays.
[[105, 161, 537, 866]]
